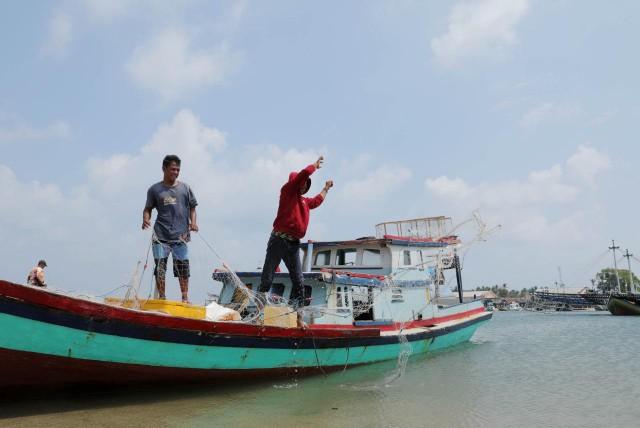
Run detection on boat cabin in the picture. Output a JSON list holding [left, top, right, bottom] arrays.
[[214, 217, 461, 326]]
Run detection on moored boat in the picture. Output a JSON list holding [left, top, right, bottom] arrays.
[[0, 216, 491, 389], [607, 294, 640, 316]]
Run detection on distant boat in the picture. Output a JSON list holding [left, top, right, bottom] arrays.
[[531, 288, 608, 311], [508, 302, 522, 311], [607, 294, 640, 316], [603, 240, 640, 315]]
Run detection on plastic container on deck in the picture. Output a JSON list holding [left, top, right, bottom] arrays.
[[104, 297, 205, 319]]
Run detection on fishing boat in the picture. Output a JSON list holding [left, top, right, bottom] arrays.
[[0, 217, 491, 389], [602, 240, 640, 315], [531, 288, 609, 311], [607, 293, 640, 315]]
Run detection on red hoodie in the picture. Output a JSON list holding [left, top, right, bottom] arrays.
[[272, 164, 325, 240]]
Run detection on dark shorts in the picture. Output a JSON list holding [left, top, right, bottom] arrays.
[[152, 241, 190, 278]]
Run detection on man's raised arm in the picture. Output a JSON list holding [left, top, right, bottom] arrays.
[[287, 156, 324, 188], [308, 180, 333, 209]]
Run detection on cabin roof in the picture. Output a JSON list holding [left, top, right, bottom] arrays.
[[212, 271, 324, 281], [300, 235, 458, 249]]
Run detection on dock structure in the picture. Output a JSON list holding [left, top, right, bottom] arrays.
[[525, 288, 608, 312]]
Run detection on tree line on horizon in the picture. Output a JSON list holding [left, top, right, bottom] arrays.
[[461, 268, 639, 298], [594, 268, 639, 293]]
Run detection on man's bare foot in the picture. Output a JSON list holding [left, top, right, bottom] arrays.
[[296, 310, 307, 329]]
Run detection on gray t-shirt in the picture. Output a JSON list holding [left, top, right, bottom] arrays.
[[145, 181, 198, 242]]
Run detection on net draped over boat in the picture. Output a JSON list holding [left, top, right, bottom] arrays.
[[95, 211, 497, 387]]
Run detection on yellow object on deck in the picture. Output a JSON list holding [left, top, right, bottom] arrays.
[[104, 297, 206, 320], [263, 306, 297, 328], [142, 299, 206, 319]]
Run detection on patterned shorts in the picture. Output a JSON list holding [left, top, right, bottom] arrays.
[[152, 241, 190, 278]]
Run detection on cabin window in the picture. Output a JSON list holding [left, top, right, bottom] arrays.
[[391, 288, 404, 303], [314, 250, 331, 266], [403, 250, 411, 266], [362, 249, 381, 265], [303, 285, 312, 307], [271, 283, 285, 298], [352, 286, 374, 321], [335, 286, 350, 308], [336, 248, 357, 266]]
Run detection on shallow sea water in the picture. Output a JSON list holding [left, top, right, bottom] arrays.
[[1, 311, 639, 427]]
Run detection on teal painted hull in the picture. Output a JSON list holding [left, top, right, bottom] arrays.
[[0, 280, 491, 388], [0, 312, 488, 370]]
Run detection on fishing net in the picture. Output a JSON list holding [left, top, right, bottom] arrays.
[[104, 210, 496, 387]]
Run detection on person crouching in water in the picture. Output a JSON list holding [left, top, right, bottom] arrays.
[[27, 259, 47, 287], [259, 155, 333, 309]]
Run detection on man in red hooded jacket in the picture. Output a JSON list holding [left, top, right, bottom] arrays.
[[259, 155, 333, 308]]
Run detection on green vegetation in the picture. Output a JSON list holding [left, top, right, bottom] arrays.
[[595, 268, 640, 293], [473, 285, 537, 298]]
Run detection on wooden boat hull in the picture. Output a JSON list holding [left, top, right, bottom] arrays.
[[607, 296, 640, 316], [0, 280, 490, 389]]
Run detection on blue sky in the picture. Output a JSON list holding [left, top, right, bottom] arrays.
[[2, 0, 639, 302]]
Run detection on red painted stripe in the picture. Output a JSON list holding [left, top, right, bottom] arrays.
[[320, 268, 387, 281], [0, 280, 486, 338], [0, 280, 379, 339], [383, 234, 459, 244], [416, 306, 486, 327], [306, 306, 486, 331]]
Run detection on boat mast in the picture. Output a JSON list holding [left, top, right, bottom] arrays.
[[609, 240, 622, 293], [623, 249, 634, 294], [557, 266, 564, 288], [454, 249, 464, 304]]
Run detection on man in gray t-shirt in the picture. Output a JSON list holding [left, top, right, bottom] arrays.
[[142, 155, 198, 303]]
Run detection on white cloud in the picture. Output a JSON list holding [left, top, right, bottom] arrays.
[[1, 109, 419, 300], [425, 176, 471, 200], [510, 211, 588, 244], [0, 165, 95, 239], [81, 0, 134, 21], [340, 165, 412, 204], [424, 146, 610, 244], [79, 0, 205, 22], [427, 165, 580, 208], [0, 109, 324, 299], [87, 109, 227, 197], [566, 145, 611, 186], [41, 10, 73, 58], [431, 0, 530, 67], [125, 29, 242, 101], [0, 116, 70, 143], [519, 102, 584, 128]]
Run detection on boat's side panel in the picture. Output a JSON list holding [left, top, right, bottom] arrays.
[[0, 311, 488, 372], [435, 300, 484, 319], [429, 319, 489, 351], [607, 297, 640, 316], [0, 281, 381, 340], [0, 281, 483, 336], [0, 281, 491, 388]]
